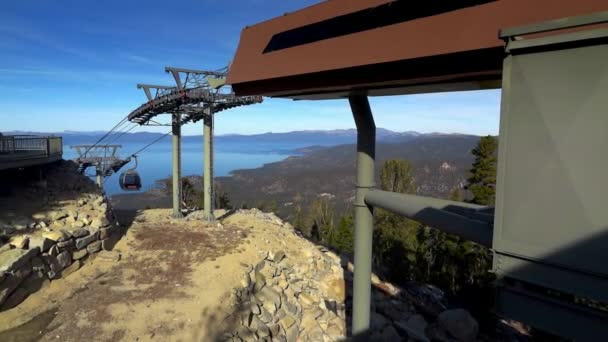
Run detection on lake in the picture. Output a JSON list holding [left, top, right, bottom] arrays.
[[62, 140, 306, 195]]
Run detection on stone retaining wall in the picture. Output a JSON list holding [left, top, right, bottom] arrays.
[[0, 161, 121, 311], [220, 209, 480, 342]]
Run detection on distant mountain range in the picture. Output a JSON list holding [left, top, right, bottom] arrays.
[[112, 133, 482, 217], [4, 129, 475, 147]]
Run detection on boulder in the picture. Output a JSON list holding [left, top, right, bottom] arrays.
[[273, 250, 286, 263], [0, 244, 11, 254], [42, 230, 68, 242], [394, 315, 430, 342], [71, 229, 89, 239], [90, 218, 104, 229], [0, 287, 29, 311], [0, 248, 39, 273], [72, 249, 88, 260], [86, 240, 102, 254], [370, 312, 390, 331], [9, 235, 29, 249], [29, 236, 53, 252], [0, 266, 31, 306], [380, 325, 402, 342], [56, 251, 71, 269], [57, 239, 74, 249], [437, 309, 479, 342], [75, 231, 98, 249]]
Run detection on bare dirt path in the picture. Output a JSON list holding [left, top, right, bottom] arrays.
[[0, 209, 273, 341]]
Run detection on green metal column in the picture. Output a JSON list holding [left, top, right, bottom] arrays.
[[172, 112, 182, 218], [203, 108, 215, 221], [349, 95, 375, 336]]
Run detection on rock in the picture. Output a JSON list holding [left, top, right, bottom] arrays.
[[380, 325, 401, 342], [29, 236, 53, 252], [321, 278, 346, 302], [99, 227, 110, 240], [281, 313, 297, 329], [75, 231, 98, 249], [57, 239, 74, 249], [284, 301, 298, 316], [274, 250, 286, 263], [257, 287, 282, 309], [90, 217, 110, 229], [96, 251, 120, 262], [394, 315, 430, 342], [71, 228, 89, 239], [299, 293, 317, 307], [41, 254, 62, 277], [0, 248, 39, 273], [285, 324, 299, 342], [307, 324, 325, 341], [61, 259, 81, 278], [9, 235, 29, 249], [32, 213, 46, 221], [72, 249, 88, 260], [425, 323, 453, 342], [67, 210, 78, 219], [72, 221, 85, 229], [371, 312, 390, 331], [259, 306, 273, 323], [86, 240, 102, 254], [56, 251, 71, 269], [48, 244, 60, 257], [0, 244, 12, 254], [0, 266, 31, 305], [31, 257, 47, 272], [254, 271, 266, 292], [0, 287, 29, 310], [42, 230, 67, 242], [437, 309, 479, 342]]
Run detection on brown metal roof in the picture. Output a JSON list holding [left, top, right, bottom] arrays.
[[227, 0, 608, 99]]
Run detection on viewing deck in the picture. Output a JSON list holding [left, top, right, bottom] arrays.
[[0, 135, 63, 171]]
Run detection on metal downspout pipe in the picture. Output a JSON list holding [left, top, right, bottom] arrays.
[[349, 95, 375, 336]]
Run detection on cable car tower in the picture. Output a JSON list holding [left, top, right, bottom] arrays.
[[71, 144, 131, 190], [127, 65, 262, 219]]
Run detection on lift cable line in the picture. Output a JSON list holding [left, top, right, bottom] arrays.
[[81, 115, 130, 157], [125, 131, 171, 158], [104, 123, 138, 146]]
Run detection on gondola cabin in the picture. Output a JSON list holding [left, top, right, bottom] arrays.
[[119, 170, 142, 191]]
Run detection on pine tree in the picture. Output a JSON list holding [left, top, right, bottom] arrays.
[[374, 159, 421, 282], [466, 136, 498, 205], [331, 215, 354, 253]]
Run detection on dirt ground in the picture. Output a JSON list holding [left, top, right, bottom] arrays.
[[0, 208, 292, 342]]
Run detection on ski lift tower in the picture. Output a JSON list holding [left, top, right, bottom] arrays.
[[71, 144, 131, 190], [127, 66, 262, 219]]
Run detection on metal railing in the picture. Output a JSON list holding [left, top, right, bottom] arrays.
[[0, 135, 63, 160]]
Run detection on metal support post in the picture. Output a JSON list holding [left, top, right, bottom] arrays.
[[349, 95, 375, 336], [95, 169, 103, 190], [172, 112, 182, 218], [203, 107, 215, 221]]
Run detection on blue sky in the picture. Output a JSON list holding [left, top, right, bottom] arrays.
[[0, 0, 500, 136]]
